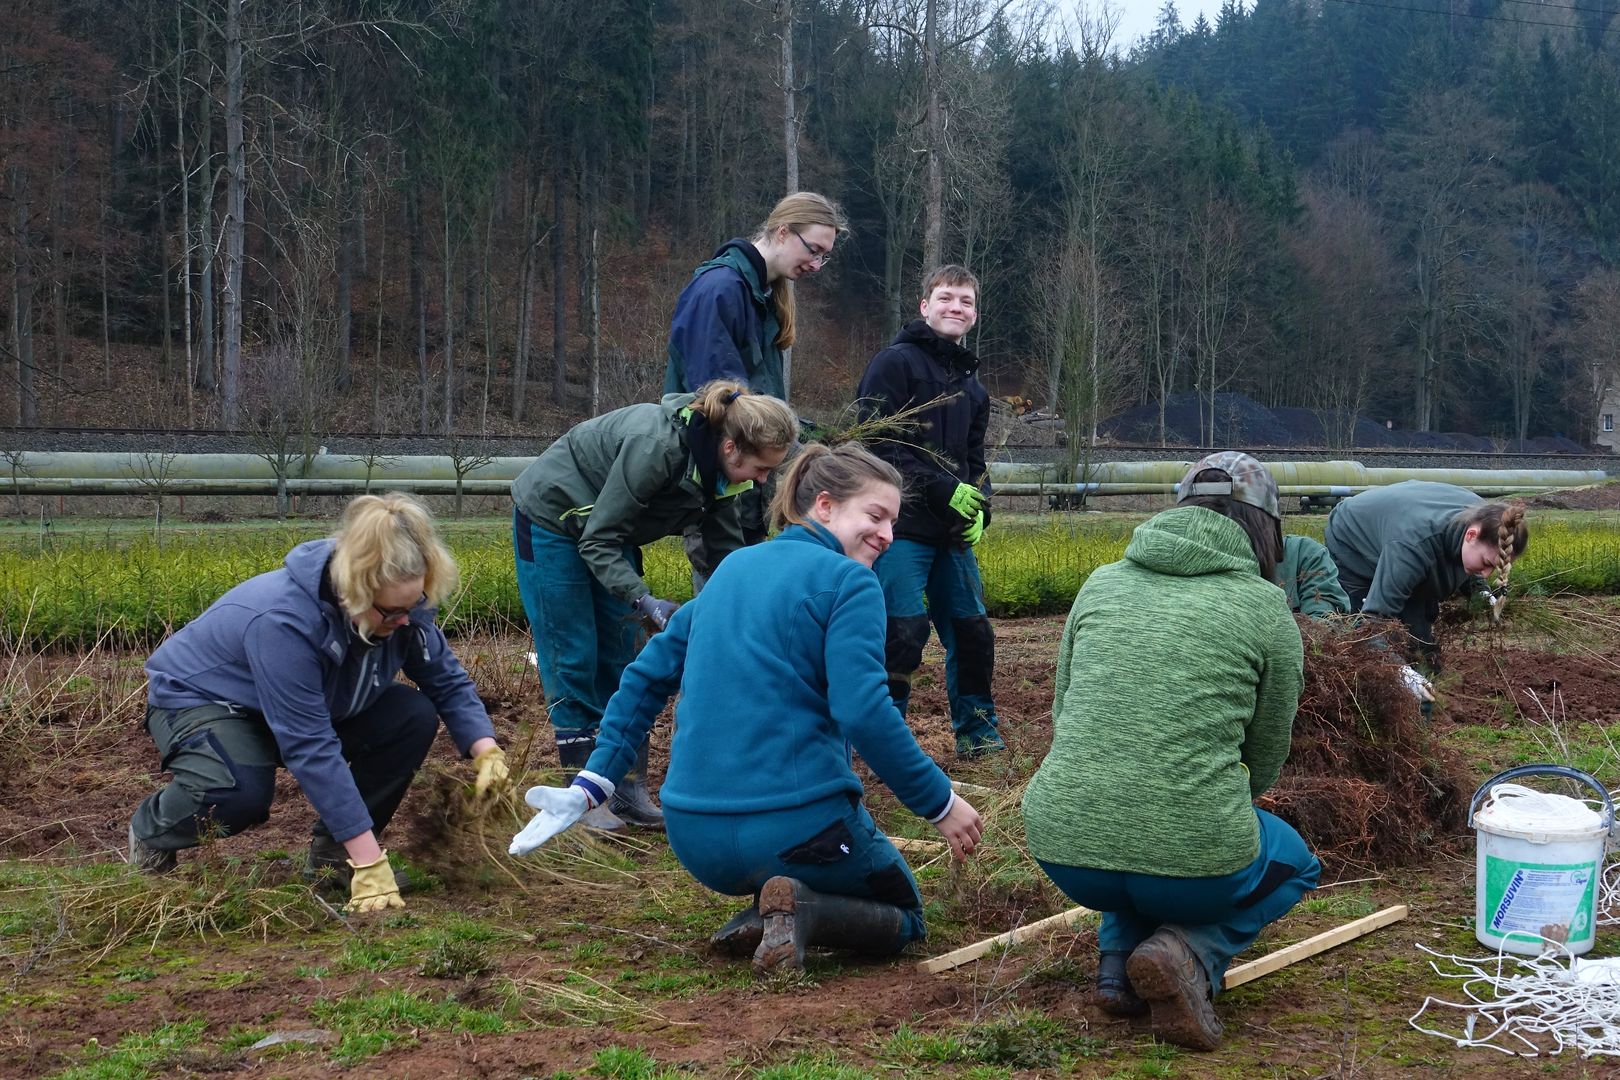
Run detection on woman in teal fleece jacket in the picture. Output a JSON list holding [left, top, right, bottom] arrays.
[[512, 443, 984, 974], [1022, 451, 1319, 1052]]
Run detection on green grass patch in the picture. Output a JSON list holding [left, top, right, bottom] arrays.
[[50, 1018, 208, 1080], [308, 988, 508, 1065]]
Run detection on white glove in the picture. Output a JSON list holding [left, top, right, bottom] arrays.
[[1398, 664, 1435, 703], [1480, 587, 1507, 623], [509, 778, 622, 856]]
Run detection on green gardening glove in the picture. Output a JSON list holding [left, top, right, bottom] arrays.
[[946, 482, 986, 522], [961, 510, 985, 546]]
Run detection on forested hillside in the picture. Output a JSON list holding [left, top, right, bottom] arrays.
[[4, 0, 1619, 446]]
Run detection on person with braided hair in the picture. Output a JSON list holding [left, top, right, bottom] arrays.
[[1323, 482, 1528, 674], [510, 382, 798, 829]]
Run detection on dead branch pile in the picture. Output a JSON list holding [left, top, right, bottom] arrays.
[[1259, 616, 1473, 872]]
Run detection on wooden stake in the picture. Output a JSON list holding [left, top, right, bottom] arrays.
[[1222, 904, 1409, 990], [950, 780, 996, 798], [917, 905, 1096, 975], [886, 836, 945, 854]]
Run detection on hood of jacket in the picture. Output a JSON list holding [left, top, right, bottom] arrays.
[[701, 239, 771, 305], [893, 319, 979, 376], [1125, 506, 1261, 578]]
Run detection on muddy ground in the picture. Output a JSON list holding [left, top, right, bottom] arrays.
[[4, 607, 1620, 1079]]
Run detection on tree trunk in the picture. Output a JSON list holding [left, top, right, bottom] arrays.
[[585, 161, 601, 415], [158, 184, 174, 383], [100, 181, 111, 389], [780, 0, 797, 402], [551, 159, 568, 404], [11, 167, 37, 426], [513, 171, 541, 423], [221, 0, 245, 429], [195, 9, 216, 397], [176, 1, 194, 418], [408, 179, 428, 432], [441, 185, 456, 434], [334, 174, 354, 391], [373, 194, 388, 431], [922, 0, 943, 271]]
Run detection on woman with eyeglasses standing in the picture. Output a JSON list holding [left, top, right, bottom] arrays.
[[126, 492, 509, 914], [665, 191, 846, 402], [665, 192, 847, 578]]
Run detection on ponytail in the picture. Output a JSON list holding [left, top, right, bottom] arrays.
[[690, 380, 798, 455], [770, 442, 901, 531]]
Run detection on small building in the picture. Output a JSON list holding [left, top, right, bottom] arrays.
[[1599, 389, 1620, 452]]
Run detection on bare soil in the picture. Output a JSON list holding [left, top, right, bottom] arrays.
[[3, 615, 1616, 1078]]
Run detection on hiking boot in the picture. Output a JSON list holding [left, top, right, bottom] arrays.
[[752, 876, 907, 975], [1096, 950, 1147, 1017], [1126, 928, 1224, 1051], [955, 727, 1006, 759], [608, 738, 664, 830], [708, 904, 764, 957], [127, 819, 177, 875], [302, 833, 352, 891]]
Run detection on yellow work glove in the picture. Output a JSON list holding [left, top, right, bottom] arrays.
[[345, 852, 405, 913], [473, 745, 510, 798]]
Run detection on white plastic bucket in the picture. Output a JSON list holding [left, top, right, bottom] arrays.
[[1469, 766, 1613, 956]]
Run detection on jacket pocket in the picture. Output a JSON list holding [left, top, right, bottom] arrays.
[[777, 818, 855, 866]]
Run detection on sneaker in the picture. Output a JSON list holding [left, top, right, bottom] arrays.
[[1126, 928, 1224, 1051], [955, 727, 1006, 759], [127, 820, 177, 875]]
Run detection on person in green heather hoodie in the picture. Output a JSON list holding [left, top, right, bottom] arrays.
[[1323, 481, 1527, 679], [1022, 451, 1319, 1052], [510, 443, 984, 975], [1279, 534, 1350, 619], [510, 382, 798, 829]]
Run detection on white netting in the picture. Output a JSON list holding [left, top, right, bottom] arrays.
[[1409, 942, 1620, 1057]]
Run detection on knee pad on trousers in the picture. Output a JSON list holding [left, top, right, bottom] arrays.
[[950, 615, 996, 699], [201, 763, 277, 836], [885, 615, 931, 676]]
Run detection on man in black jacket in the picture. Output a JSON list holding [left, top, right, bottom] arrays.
[[856, 265, 1002, 757]]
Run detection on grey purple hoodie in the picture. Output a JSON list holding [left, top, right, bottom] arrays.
[[145, 538, 494, 841]]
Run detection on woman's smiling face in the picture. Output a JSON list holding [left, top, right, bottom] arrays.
[[813, 481, 900, 567]]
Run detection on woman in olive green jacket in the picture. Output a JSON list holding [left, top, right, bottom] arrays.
[[511, 382, 796, 827]]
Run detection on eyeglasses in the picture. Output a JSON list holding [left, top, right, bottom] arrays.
[[792, 230, 833, 268], [372, 592, 428, 624]]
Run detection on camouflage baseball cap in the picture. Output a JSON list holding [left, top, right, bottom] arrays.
[[1175, 451, 1281, 521]]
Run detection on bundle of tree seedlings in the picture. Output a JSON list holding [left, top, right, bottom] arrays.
[[1261, 616, 1473, 873]]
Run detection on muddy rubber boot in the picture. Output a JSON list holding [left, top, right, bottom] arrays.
[[1126, 928, 1224, 1051], [556, 732, 625, 831], [708, 904, 764, 957], [752, 876, 907, 975], [1096, 950, 1147, 1017], [302, 833, 352, 892], [607, 737, 664, 830], [127, 818, 177, 875]]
